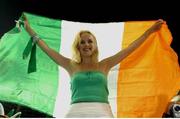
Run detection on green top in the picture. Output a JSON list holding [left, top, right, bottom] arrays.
[[70, 71, 109, 104]]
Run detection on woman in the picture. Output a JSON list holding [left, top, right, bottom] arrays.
[[23, 15, 163, 117]]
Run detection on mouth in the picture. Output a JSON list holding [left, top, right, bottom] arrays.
[[83, 48, 92, 52]]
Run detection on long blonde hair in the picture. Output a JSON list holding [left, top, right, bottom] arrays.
[[71, 30, 99, 63]]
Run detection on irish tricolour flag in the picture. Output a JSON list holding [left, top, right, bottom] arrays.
[[0, 12, 180, 117]]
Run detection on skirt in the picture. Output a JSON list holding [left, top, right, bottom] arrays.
[[65, 102, 114, 118]]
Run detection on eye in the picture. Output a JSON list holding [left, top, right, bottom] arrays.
[[88, 39, 93, 43], [80, 40, 85, 44]]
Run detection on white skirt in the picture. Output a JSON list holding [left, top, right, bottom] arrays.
[[65, 102, 114, 118]]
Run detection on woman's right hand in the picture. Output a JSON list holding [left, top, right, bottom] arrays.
[[22, 14, 30, 28], [22, 14, 37, 37]]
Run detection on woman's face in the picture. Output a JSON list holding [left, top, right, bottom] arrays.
[[78, 32, 97, 57]]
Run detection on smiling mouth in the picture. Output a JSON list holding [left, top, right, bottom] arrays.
[[83, 48, 92, 52]]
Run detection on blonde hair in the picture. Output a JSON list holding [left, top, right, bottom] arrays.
[[71, 30, 99, 63]]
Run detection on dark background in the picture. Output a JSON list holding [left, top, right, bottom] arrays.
[[0, 0, 179, 117], [0, 0, 179, 64]]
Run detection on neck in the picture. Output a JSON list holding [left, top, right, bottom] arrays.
[[81, 56, 97, 65]]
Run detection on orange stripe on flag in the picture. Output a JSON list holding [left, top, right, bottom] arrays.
[[117, 21, 180, 117]]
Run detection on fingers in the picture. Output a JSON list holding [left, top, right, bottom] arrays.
[[22, 13, 28, 21], [158, 19, 163, 22], [154, 19, 164, 29], [148, 19, 164, 33], [156, 19, 164, 25]]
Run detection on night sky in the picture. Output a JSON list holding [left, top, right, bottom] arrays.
[[0, 0, 180, 64]]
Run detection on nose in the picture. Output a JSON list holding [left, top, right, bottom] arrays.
[[84, 41, 90, 46]]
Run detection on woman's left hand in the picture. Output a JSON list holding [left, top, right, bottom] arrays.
[[148, 19, 164, 34]]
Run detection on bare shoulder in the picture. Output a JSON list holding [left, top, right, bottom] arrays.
[[68, 61, 80, 77]]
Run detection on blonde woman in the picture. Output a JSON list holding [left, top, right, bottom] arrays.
[[24, 15, 163, 117]]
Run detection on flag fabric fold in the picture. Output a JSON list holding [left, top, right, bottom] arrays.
[[0, 12, 61, 116], [22, 37, 37, 73], [0, 12, 180, 117], [118, 21, 180, 117]]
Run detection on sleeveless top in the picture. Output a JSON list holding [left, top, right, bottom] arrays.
[[70, 71, 109, 104]]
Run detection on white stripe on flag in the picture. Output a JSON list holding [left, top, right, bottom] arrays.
[[53, 20, 124, 117]]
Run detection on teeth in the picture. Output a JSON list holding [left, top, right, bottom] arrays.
[[83, 48, 91, 51]]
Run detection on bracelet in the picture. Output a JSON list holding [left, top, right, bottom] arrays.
[[31, 35, 40, 43]]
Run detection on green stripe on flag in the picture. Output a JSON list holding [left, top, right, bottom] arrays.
[[0, 12, 61, 115]]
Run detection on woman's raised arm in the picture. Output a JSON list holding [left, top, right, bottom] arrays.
[[100, 19, 164, 72], [23, 14, 72, 72]]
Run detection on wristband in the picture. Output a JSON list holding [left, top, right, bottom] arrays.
[[32, 35, 40, 43]]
